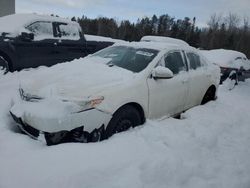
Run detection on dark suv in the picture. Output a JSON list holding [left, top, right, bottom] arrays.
[[0, 14, 113, 73]]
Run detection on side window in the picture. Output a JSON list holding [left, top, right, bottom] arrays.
[[26, 21, 53, 39], [187, 52, 201, 70], [57, 23, 80, 40], [164, 51, 186, 75]]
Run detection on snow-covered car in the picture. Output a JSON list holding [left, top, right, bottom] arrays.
[[141, 35, 189, 46], [10, 41, 220, 145], [0, 13, 113, 73], [201, 49, 250, 83]]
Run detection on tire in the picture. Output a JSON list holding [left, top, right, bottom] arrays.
[[105, 105, 142, 138], [201, 87, 216, 105], [0, 56, 10, 75]]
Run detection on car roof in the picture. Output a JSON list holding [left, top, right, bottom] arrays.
[[141, 35, 189, 46], [113, 40, 196, 52], [0, 13, 78, 34]]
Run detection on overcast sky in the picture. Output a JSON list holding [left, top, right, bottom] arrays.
[[16, 0, 250, 27]]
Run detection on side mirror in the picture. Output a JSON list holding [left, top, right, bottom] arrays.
[[152, 66, 173, 79], [20, 32, 34, 41]]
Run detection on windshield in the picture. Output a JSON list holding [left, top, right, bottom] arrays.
[[92, 46, 159, 73]]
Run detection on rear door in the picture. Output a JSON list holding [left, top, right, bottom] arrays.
[[53, 22, 87, 62], [184, 51, 210, 109], [147, 50, 189, 119]]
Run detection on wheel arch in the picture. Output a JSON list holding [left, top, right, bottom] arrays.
[[112, 102, 146, 124], [208, 84, 216, 95], [0, 50, 13, 71], [201, 84, 217, 104]]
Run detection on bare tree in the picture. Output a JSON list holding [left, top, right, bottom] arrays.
[[207, 13, 222, 31], [224, 13, 240, 31]]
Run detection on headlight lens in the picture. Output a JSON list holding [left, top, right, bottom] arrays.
[[63, 96, 104, 113], [89, 97, 104, 108], [19, 88, 43, 102]]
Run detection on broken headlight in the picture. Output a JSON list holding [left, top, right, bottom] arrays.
[[62, 96, 104, 113], [19, 88, 43, 102]]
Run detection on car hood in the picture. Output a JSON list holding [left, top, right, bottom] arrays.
[[20, 56, 135, 100]]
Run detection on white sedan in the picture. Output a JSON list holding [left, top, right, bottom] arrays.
[[10, 41, 220, 145]]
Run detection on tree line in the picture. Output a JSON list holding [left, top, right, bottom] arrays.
[[72, 13, 250, 58]]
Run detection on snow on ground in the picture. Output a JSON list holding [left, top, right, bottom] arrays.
[[0, 68, 250, 188]]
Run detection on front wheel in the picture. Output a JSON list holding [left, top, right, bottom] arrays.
[[105, 105, 142, 139], [0, 56, 9, 75]]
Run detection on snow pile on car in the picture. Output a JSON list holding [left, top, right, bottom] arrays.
[[0, 13, 78, 37], [201, 49, 250, 70], [85, 34, 124, 43], [18, 56, 134, 100], [141, 35, 189, 46], [0, 62, 249, 187]]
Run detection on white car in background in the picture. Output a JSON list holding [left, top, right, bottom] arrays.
[[201, 49, 250, 83], [10, 40, 220, 145]]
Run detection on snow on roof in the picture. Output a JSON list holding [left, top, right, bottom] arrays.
[[0, 13, 78, 35], [141, 36, 189, 46], [113, 40, 195, 52], [85, 34, 124, 43], [200, 49, 249, 69]]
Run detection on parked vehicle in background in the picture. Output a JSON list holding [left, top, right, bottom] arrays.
[[10, 39, 220, 145], [0, 13, 114, 73], [201, 49, 250, 83]]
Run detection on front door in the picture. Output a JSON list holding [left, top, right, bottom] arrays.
[[52, 22, 87, 63], [147, 50, 189, 119], [14, 21, 57, 69], [184, 52, 211, 109]]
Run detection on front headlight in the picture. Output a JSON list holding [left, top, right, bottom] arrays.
[[19, 88, 43, 102], [62, 96, 104, 113]]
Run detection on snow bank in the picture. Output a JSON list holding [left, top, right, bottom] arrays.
[[0, 68, 250, 188]]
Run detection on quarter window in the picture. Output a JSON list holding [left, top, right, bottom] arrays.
[[164, 51, 186, 74], [187, 52, 201, 70]]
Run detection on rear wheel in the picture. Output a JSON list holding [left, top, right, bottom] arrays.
[[201, 86, 216, 105], [0, 56, 9, 75], [105, 105, 142, 138]]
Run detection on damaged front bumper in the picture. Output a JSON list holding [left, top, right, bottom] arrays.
[[10, 101, 112, 146], [10, 111, 106, 145]]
